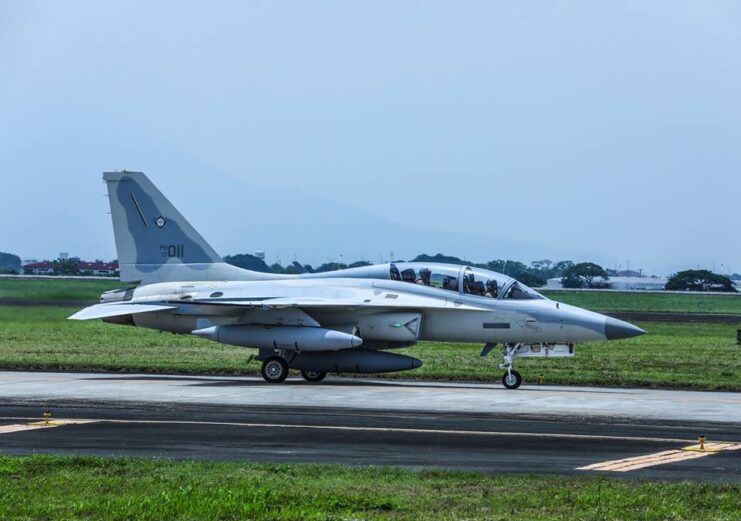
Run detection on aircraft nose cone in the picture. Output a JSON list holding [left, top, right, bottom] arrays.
[[605, 317, 645, 340]]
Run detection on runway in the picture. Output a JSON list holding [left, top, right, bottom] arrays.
[[0, 371, 739, 481]]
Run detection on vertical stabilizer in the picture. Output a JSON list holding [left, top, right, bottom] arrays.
[[104, 171, 245, 283]]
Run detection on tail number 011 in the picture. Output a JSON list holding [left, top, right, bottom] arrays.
[[161, 244, 184, 258]]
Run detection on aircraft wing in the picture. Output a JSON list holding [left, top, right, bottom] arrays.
[[70, 289, 491, 322], [68, 302, 177, 320], [175, 294, 490, 311]]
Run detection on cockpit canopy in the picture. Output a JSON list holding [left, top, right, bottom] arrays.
[[388, 262, 545, 300]]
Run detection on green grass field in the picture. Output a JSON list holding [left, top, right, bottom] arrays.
[[542, 290, 741, 314], [0, 278, 120, 301], [0, 456, 737, 520], [1, 305, 739, 390]]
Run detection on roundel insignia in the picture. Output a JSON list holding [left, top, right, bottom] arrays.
[[154, 216, 167, 228]]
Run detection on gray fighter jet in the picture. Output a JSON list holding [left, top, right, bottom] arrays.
[[70, 171, 644, 389]]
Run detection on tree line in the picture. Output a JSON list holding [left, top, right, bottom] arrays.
[[2, 250, 738, 292], [223, 253, 738, 292], [0, 252, 21, 274]]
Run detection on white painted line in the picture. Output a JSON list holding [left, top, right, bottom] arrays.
[[578, 443, 741, 472], [0, 420, 97, 435], [0, 424, 52, 434], [578, 450, 677, 470], [682, 442, 741, 453], [579, 450, 706, 472]]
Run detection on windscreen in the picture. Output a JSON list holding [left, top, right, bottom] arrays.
[[503, 281, 545, 300]]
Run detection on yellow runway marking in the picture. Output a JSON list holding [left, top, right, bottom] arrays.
[[0, 420, 97, 434], [578, 443, 741, 472]]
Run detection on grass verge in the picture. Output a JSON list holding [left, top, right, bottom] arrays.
[[0, 456, 738, 520], [0, 306, 739, 390], [0, 278, 120, 301], [541, 290, 741, 314]]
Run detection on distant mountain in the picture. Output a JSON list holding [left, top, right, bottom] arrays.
[[189, 177, 599, 267]]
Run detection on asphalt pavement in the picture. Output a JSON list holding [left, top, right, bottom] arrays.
[[0, 371, 739, 481]]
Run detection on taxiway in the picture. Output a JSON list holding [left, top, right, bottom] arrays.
[[0, 371, 738, 481]]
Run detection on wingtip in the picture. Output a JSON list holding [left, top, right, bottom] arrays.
[[67, 309, 88, 320]]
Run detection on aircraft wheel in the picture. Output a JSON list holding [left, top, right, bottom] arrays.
[[300, 370, 327, 383], [261, 356, 288, 384], [502, 370, 522, 390]]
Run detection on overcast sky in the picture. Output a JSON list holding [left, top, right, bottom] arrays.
[[1, 1, 739, 275]]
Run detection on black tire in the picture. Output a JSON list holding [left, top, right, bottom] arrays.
[[261, 356, 288, 384], [300, 370, 327, 383], [502, 370, 522, 390]]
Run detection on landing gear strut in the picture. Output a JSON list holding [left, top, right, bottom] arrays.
[[261, 356, 288, 384], [499, 344, 523, 389]]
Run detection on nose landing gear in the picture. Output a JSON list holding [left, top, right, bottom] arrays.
[[502, 369, 522, 389], [499, 344, 523, 389]]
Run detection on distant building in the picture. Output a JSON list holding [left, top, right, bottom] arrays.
[[22, 261, 55, 275], [609, 269, 642, 278], [77, 261, 118, 276], [21, 260, 119, 276], [547, 276, 669, 291]]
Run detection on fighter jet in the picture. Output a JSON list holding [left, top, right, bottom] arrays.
[[70, 171, 644, 389]]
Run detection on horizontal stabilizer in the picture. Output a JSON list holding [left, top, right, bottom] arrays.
[[68, 303, 176, 321]]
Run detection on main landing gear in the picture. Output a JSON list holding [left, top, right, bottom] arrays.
[[261, 356, 288, 384], [499, 343, 522, 390], [259, 356, 327, 384], [300, 370, 327, 383]]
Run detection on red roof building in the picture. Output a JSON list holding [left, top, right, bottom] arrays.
[[21, 261, 55, 275], [22, 260, 119, 276]]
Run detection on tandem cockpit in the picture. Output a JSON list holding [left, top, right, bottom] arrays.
[[386, 263, 545, 301]]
